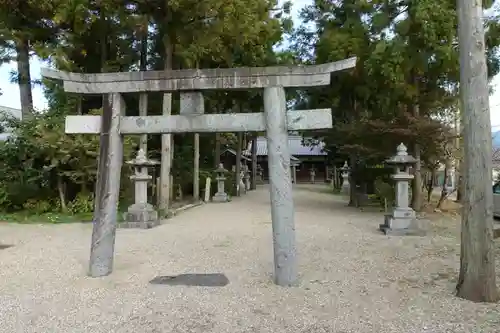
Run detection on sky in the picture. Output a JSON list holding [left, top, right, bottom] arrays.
[[1, 0, 499, 128]]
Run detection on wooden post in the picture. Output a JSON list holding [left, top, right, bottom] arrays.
[[138, 93, 149, 204], [160, 93, 172, 213], [264, 86, 297, 286], [236, 132, 243, 196], [138, 27, 148, 153], [169, 174, 174, 202], [89, 93, 125, 277], [159, 29, 173, 214], [156, 177, 161, 206], [194, 133, 200, 200], [251, 136, 257, 190], [204, 177, 211, 202], [456, 0, 498, 302], [333, 166, 338, 188], [139, 95, 148, 151], [215, 132, 221, 168], [180, 91, 204, 201]]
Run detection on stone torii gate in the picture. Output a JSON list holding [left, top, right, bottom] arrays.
[[42, 57, 356, 286]]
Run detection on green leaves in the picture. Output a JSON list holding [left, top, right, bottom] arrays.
[[292, 0, 473, 166], [0, 110, 137, 212]]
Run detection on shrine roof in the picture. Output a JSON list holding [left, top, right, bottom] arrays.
[[244, 136, 327, 157]]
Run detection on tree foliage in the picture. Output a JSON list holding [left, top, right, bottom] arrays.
[[294, 0, 500, 207], [0, 0, 292, 214], [0, 0, 498, 215]]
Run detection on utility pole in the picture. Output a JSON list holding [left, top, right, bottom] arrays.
[[455, 0, 499, 302]]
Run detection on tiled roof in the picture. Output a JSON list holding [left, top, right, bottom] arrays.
[[221, 148, 251, 161], [244, 136, 326, 156], [222, 148, 300, 165]]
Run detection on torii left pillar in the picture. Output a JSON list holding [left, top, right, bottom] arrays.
[[89, 94, 124, 277]]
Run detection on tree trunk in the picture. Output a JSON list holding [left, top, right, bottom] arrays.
[[406, 3, 423, 211], [436, 164, 449, 210], [421, 171, 427, 191], [333, 166, 338, 189], [348, 154, 357, 207], [139, 19, 148, 152], [235, 132, 243, 196], [456, 174, 463, 202], [348, 98, 358, 206], [193, 133, 200, 200], [57, 175, 67, 212], [455, 0, 498, 302], [77, 97, 83, 115], [251, 135, 257, 190], [215, 133, 221, 168], [192, 62, 201, 201], [426, 168, 436, 203], [93, 7, 109, 222], [15, 36, 33, 118], [159, 4, 174, 213], [411, 102, 423, 211], [455, 111, 463, 203]]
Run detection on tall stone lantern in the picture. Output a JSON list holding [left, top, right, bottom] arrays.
[[309, 167, 316, 183], [213, 163, 229, 202], [122, 149, 160, 229], [379, 143, 425, 236], [243, 165, 251, 191], [256, 164, 264, 184], [340, 161, 350, 195]]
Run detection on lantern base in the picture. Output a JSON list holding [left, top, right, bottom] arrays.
[[341, 183, 350, 195], [379, 214, 426, 236], [212, 192, 229, 202], [120, 203, 160, 229], [238, 179, 246, 195]]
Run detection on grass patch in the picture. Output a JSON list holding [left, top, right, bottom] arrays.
[[0, 211, 125, 224], [0, 211, 95, 224], [0, 200, 198, 224]]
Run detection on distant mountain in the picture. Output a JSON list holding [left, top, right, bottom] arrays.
[[494, 131, 500, 148]]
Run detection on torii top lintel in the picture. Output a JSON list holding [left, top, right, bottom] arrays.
[[41, 57, 357, 94]]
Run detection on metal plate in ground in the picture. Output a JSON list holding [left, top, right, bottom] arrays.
[[150, 273, 229, 287], [0, 244, 13, 250]]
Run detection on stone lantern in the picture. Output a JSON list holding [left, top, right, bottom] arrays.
[[340, 161, 350, 195], [309, 167, 316, 183], [122, 149, 160, 229], [213, 163, 229, 202], [243, 165, 251, 191], [256, 164, 263, 183], [238, 162, 246, 195], [290, 160, 300, 184], [379, 143, 425, 236]]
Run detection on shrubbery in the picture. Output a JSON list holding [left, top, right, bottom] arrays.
[[0, 110, 136, 215]]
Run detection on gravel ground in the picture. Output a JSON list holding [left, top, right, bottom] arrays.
[[0, 184, 499, 332]]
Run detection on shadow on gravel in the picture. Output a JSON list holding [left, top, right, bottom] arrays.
[[149, 273, 229, 287]]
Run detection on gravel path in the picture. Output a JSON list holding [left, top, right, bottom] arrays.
[[0, 184, 499, 332]]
